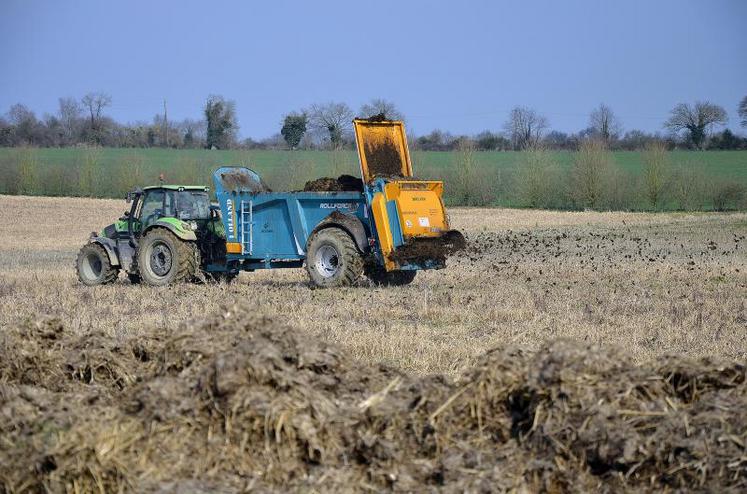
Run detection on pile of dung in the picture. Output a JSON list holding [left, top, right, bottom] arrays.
[[218, 169, 272, 193], [303, 174, 364, 192], [1, 307, 745, 492], [362, 112, 389, 122]]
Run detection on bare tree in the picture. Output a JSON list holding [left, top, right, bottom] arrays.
[[179, 118, 206, 148], [307, 102, 354, 148], [81, 92, 112, 131], [359, 98, 404, 121], [7, 104, 39, 145], [739, 95, 747, 128], [58, 97, 82, 144], [589, 104, 622, 141], [664, 101, 727, 149], [503, 106, 548, 150]]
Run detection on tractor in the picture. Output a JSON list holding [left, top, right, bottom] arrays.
[[76, 118, 465, 288], [75, 185, 232, 286]]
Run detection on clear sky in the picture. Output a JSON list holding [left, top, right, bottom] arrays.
[[1, 0, 745, 139]]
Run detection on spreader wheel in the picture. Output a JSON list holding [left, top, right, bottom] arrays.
[[305, 228, 363, 288]]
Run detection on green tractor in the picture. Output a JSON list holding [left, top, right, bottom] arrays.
[[75, 185, 234, 286]]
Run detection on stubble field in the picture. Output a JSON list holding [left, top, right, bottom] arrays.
[[1, 194, 744, 373], [1, 194, 746, 492]]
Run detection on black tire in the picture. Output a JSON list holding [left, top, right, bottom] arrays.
[[137, 228, 199, 286], [365, 264, 417, 286], [76, 243, 118, 286], [305, 228, 363, 288]]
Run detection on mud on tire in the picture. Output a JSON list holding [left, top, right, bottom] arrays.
[[305, 228, 363, 288], [137, 228, 199, 286], [76, 243, 119, 286]]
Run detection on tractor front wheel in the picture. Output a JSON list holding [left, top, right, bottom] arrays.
[[76, 243, 119, 286], [305, 228, 363, 288], [137, 228, 199, 286]]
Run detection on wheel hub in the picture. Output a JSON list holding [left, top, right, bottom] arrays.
[[149, 242, 173, 277], [315, 245, 340, 278]]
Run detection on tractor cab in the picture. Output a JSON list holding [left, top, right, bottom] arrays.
[[123, 186, 212, 236]]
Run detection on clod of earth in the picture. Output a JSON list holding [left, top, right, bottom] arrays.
[[1, 306, 744, 492]]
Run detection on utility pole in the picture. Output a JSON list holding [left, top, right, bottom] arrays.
[[163, 99, 168, 147]]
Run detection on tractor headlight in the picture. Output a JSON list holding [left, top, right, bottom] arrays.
[[181, 221, 197, 231], [188, 221, 198, 231]]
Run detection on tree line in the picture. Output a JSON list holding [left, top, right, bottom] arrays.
[[1, 93, 746, 151]]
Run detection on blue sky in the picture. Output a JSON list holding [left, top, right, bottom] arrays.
[[1, 0, 745, 138]]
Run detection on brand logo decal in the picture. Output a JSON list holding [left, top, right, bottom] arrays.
[[320, 203, 356, 209], [226, 199, 235, 237]]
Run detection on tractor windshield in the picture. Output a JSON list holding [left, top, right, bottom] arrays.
[[166, 191, 210, 220]]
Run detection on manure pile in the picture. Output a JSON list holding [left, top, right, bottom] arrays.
[[1, 307, 745, 493]]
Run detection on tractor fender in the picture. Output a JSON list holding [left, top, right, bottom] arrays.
[[310, 211, 369, 253], [145, 219, 198, 241], [90, 237, 121, 266]]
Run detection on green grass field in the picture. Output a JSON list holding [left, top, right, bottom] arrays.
[[1, 147, 745, 210]]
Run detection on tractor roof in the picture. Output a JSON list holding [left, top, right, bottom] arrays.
[[142, 185, 209, 192]]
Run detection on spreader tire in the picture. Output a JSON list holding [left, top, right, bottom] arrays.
[[137, 228, 199, 286], [365, 265, 417, 286], [305, 228, 363, 288], [76, 243, 119, 286]]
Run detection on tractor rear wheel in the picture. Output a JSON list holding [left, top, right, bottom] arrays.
[[137, 228, 199, 286], [76, 243, 119, 286], [365, 265, 417, 286], [305, 228, 363, 288]]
